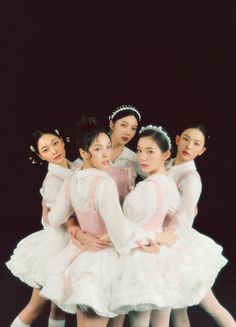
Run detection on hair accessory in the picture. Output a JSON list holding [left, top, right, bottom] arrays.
[[66, 136, 70, 143], [109, 105, 141, 121], [30, 145, 36, 152], [139, 125, 172, 150], [54, 129, 60, 135], [29, 156, 37, 164], [29, 156, 43, 165]]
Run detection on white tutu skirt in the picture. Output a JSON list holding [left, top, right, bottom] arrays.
[[110, 229, 227, 314], [6, 223, 69, 288], [40, 244, 119, 317]]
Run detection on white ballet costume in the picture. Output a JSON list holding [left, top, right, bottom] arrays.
[[167, 159, 236, 327], [110, 172, 227, 314], [6, 160, 81, 288], [40, 168, 154, 317], [110, 146, 146, 178], [166, 159, 202, 228]]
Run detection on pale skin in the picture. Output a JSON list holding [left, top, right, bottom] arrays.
[[66, 134, 114, 252], [109, 115, 138, 162], [38, 134, 68, 168], [17, 133, 68, 325], [175, 128, 206, 165], [170, 129, 235, 327], [138, 129, 206, 253], [67, 134, 178, 251], [108, 114, 140, 294], [66, 115, 140, 252], [67, 116, 139, 327], [143, 128, 236, 327], [65, 133, 177, 327], [135, 136, 178, 251], [124, 135, 178, 327], [73, 133, 117, 327], [68, 117, 177, 251], [137, 129, 207, 325]]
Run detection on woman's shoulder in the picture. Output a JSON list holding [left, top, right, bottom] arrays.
[[74, 168, 114, 183], [122, 146, 137, 160], [145, 173, 179, 195], [71, 158, 83, 170]]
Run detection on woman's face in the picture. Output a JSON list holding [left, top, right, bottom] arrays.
[[137, 136, 169, 175], [86, 133, 112, 170], [37, 133, 66, 166], [110, 115, 138, 145], [176, 128, 206, 162]]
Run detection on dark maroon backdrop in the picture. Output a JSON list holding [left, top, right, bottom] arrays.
[[2, 2, 235, 262], [1, 2, 236, 326]]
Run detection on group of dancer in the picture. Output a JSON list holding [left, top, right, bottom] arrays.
[[7, 105, 236, 327]]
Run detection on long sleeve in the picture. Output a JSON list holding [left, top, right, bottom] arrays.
[[40, 176, 63, 208], [123, 181, 157, 225], [47, 178, 74, 227], [175, 175, 202, 228], [96, 178, 155, 254]]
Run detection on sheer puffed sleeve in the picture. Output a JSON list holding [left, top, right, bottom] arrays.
[[40, 175, 63, 208], [177, 174, 202, 227], [47, 177, 74, 227], [96, 177, 155, 254], [123, 180, 157, 225]]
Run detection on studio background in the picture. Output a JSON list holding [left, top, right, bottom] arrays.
[[1, 1, 235, 326]]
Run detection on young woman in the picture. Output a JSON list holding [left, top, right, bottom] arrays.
[[6, 128, 84, 327], [110, 125, 227, 327], [108, 104, 145, 178], [39, 118, 174, 327], [165, 124, 236, 327], [69, 105, 143, 249], [70, 106, 144, 327]]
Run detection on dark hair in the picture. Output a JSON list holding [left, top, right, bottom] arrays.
[[31, 128, 61, 154], [109, 105, 141, 124], [29, 127, 63, 165], [179, 123, 208, 144], [138, 127, 171, 153], [75, 115, 111, 159]]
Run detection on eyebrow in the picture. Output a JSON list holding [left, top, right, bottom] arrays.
[[92, 142, 111, 147], [40, 138, 58, 151], [137, 146, 155, 150], [182, 134, 203, 143], [120, 120, 138, 127]]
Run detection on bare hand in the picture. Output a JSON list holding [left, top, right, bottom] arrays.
[[77, 232, 111, 252], [99, 233, 112, 244], [137, 239, 161, 253], [70, 235, 86, 251], [68, 226, 79, 237], [156, 230, 179, 248]]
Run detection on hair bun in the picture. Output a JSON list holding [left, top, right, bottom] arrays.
[[86, 115, 97, 127], [75, 115, 99, 137]]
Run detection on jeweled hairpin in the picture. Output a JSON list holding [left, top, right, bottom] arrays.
[[30, 145, 36, 152], [109, 105, 141, 121], [139, 125, 172, 150], [29, 156, 37, 164]]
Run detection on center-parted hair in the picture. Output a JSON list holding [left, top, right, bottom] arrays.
[[75, 115, 111, 158], [179, 123, 208, 145]]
